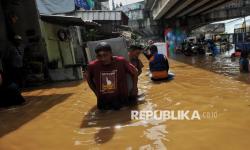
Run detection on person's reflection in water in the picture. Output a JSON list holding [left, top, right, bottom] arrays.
[[81, 105, 139, 144], [94, 127, 115, 144]]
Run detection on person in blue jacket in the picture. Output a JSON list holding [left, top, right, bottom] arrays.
[[239, 50, 249, 73], [207, 39, 219, 56], [148, 45, 174, 81]]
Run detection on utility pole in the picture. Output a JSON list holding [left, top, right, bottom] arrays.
[[112, 0, 115, 10], [243, 0, 247, 33], [243, 0, 247, 51]]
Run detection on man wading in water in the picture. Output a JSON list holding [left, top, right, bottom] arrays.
[[86, 42, 138, 110]]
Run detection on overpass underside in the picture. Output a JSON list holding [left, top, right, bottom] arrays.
[[151, 0, 250, 30]]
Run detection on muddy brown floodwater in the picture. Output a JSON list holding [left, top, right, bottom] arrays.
[[0, 55, 250, 150]]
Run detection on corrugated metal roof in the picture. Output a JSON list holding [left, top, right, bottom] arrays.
[[75, 10, 128, 21]]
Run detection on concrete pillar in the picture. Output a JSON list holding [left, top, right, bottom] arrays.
[[162, 18, 189, 57]]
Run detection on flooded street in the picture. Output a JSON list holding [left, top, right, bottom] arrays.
[[0, 55, 250, 150], [173, 50, 250, 84], [1, 0, 250, 149]]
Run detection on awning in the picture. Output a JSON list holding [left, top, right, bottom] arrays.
[[40, 15, 101, 27], [36, 0, 75, 15]]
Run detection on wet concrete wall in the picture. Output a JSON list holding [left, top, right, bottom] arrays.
[[0, 0, 46, 59], [0, 1, 8, 56], [0, 0, 48, 83]]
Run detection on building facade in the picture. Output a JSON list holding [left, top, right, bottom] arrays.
[[116, 1, 161, 41], [0, 0, 47, 85]]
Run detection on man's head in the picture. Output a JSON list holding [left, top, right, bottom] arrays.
[[95, 42, 113, 65], [129, 45, 143, 57], [148, 40, 154, 45], [13, 35, 22, 46], [149, 45, 158, 54]]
